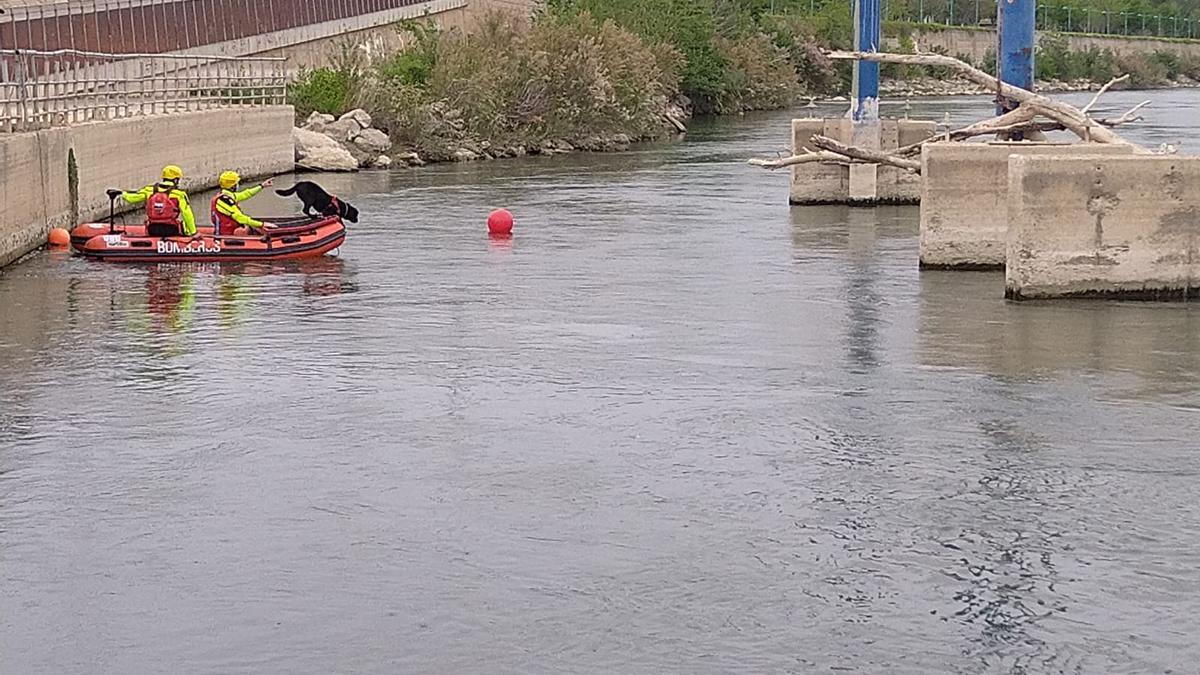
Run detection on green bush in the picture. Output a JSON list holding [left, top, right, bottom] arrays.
[[288, 68, 358, 120], [366, 12, 684, 158], [377, 21, 440, 87], [715, 32, 802, 111], [758, 11, 848, 94], [287, 41, 365, 120], [547, 0, 728, 109]]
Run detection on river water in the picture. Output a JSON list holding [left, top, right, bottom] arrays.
[[3, 90, 1200, 674]]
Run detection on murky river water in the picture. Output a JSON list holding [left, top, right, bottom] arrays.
[[3, 90, 1200, 674]]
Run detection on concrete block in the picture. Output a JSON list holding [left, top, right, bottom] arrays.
[[790, 119, 846, 204], [920, 142, 1135, 269], [791, 118, 935, 205], [1006, 155, 1200, 300], [848, 164, 879, 201]]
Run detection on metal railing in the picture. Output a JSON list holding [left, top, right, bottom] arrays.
[[0, 0, 435, 53], [777, 0, 1200, 40], [1, 48, 287, 132], [880, 0, 1199, 39]]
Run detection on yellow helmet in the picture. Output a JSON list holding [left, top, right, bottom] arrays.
[[219, 171, 241, 189], [161, 165, 184, 181]]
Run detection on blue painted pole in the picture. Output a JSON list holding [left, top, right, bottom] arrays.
[[996, 0, 1036, 115], [851, 0, 881, 121]]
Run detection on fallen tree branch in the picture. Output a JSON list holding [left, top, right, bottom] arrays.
[[826, 50, 1138, 147], [810, 135, 922, 172], [893, 106, 1038, 156], [747, 148, 850, 170], [746, 52, 1150, 172], [1097, 100, 1151, 126], [1081, 74, 1130, 114]]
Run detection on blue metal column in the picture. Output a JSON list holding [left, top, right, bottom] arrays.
[[851, 0, 881, 121], [996, 0, 1036, 114]]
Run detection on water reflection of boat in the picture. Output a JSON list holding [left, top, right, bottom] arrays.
[[124, 257, 355, 337], [213, 257, 355, 296], [145, 266, 197, 334]]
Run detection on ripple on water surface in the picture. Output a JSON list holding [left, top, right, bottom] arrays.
[[3, 93, 1200, 673]]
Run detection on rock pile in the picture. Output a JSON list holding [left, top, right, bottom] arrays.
[[290, 99, 694, 170], [293, 109, 395, 172]]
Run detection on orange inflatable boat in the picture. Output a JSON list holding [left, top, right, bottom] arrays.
[[70, 216, 346, 263]]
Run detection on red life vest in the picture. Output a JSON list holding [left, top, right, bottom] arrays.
[[146, 183, 182, 227], [210, 192, 239, 235]]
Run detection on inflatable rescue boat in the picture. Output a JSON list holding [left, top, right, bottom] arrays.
[[70, 216, 346, 263]]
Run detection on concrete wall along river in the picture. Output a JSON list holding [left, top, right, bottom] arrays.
[[0, 108, 295, 267]]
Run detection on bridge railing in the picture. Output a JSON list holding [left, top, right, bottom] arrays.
[[0, 0, 436, 53], [781, 0, 1200, 40], [879, 0, 1198, 39], [0, 48, 287, 133]]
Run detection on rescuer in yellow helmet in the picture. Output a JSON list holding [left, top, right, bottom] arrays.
[[211, 171, 277, 236], [120, 165, 197, 237]]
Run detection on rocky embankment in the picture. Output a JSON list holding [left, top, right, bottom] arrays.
[[292, 110, 397, 172], [880, 74, 1200, 98], [292, 98, 692, 172]]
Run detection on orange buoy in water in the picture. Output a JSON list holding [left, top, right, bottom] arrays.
[[488, 209, 514, 236], [47, 227, 71, 247]]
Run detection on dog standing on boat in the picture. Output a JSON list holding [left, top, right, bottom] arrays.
[[275, 181, 360, 223]]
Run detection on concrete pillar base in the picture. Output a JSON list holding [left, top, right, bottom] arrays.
[[789, 118, 935, 206], [1006, 155, 1200, 300], [919, 142, 1136, 270]]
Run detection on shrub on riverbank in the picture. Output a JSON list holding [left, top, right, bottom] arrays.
[[287, 41, 366, 121], [547, 0, 730, 109], [1036, 34, 1200, 87], [713, 33, 803, 111], [360, 14, 684, 160], [547, 0, 845, 110]]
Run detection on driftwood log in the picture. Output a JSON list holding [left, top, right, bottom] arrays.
[[749, 51, 1152, 174]]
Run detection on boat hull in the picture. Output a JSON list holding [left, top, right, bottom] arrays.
[[71, 217, 346, 263]]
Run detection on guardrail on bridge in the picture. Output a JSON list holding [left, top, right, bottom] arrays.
[[0, 48, 286, 132], [0, 0, 438, 53]]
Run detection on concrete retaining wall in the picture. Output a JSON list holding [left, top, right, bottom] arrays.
[[1006, 155, 1200, 299], [891, 27, 1200, 66], [920, 142, 1136, 269], [790, 118, 936, 205], [0, 130, 73, 269], [0, 107, 294, 269], [184, 0, 541, 73]]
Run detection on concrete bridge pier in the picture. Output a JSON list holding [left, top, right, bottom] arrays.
[[917, 0, 1047, 269], [790, 0, 934, 205]]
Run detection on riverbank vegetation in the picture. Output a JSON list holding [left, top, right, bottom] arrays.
[[286, 0, 1200, 162]]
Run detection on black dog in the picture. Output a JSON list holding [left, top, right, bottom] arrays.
[[276, 181, 359, 223]]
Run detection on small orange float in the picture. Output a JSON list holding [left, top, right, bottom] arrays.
[[47, 228, 71, 247]]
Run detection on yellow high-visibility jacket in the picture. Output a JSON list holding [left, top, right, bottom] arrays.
[[212, 185, 266, 232], [123, 183, 197, 236]]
